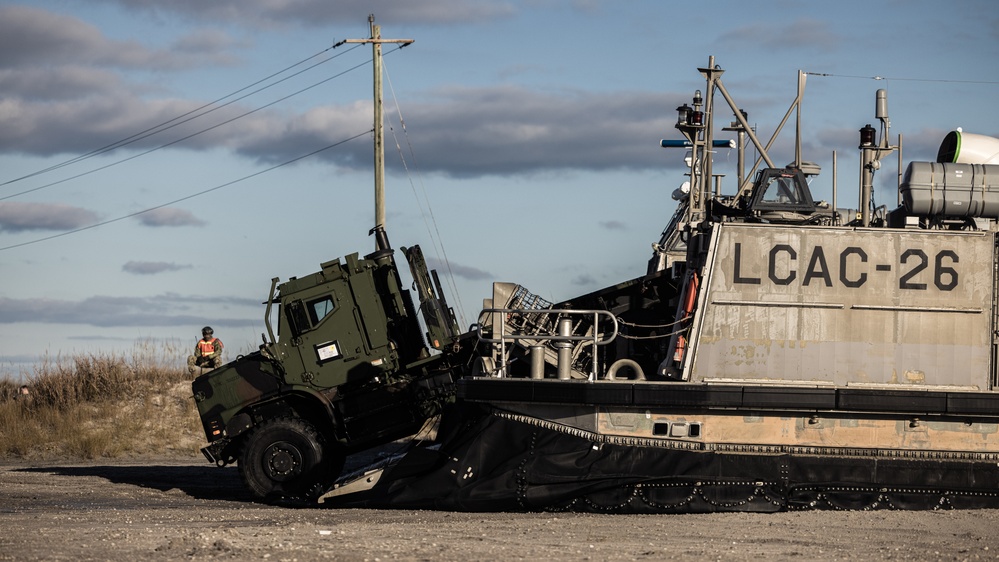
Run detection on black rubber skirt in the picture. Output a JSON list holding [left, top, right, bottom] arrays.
[[325, 405, 999, 512]]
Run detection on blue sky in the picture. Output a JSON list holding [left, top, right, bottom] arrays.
[[1, 0, 997, 378]]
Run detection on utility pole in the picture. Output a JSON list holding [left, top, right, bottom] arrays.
[[345, 15, 413, 250]]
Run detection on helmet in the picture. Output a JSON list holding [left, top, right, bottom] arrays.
[[202, 326, 214, 336]]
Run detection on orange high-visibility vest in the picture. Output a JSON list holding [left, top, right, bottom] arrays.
[[197, 338, 219, 356]]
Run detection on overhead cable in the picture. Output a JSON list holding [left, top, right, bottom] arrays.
[[0, 53, 375, 202], [0, 130, 373, 252], [1, 40, 353, 188], [384, 62, 469, 328], [805, 72, 999, 85]]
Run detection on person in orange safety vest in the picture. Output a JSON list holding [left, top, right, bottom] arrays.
[[187, 326, 224, 374]]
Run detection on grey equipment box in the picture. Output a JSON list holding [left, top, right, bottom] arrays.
[[900, 161, 999, 218]]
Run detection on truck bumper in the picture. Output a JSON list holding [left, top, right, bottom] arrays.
[[201, 439, 229, 465]]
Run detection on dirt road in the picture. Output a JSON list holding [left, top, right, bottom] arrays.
[[2, 457, 999, 561]]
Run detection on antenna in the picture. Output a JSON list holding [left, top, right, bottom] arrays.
[[857, 89, 897, 227]]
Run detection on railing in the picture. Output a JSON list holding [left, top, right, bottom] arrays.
[[475, 308, 619, 381]]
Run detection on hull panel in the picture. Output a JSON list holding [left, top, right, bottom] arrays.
[[689, 224, 995, 386]]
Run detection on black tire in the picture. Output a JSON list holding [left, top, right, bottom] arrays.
[[238, 417, 343, 501]]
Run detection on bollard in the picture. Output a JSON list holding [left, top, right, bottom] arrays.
[[556, 317, 573, 380], [530, 346, 545, 379]]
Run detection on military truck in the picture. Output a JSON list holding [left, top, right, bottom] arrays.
[[191, 229, 473, 499]]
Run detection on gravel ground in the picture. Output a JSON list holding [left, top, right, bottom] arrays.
[[2, 457, 999, 561]]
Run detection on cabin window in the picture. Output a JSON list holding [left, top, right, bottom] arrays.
[[760, 175, 803, 205], [286, 300, 311, 337], [307, 295, 336, 326], [746, 168, 816, 215]]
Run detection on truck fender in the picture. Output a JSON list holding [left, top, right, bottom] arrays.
[[243, 388, 340, 441], [226, 412, 253, 439]]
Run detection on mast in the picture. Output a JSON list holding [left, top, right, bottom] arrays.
[[345, 15, 414, 250]]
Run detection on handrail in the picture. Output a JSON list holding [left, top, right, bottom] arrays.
[[474, 308, 619, 381], [263, 277, 279, 345]]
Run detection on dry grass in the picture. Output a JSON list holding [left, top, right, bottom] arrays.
[[0, 345, 205, 461]]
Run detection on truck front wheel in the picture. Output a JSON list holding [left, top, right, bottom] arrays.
[[239, 417, 340, 501]]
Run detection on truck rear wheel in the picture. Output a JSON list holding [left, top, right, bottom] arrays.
[[238, 417, 342, 501]]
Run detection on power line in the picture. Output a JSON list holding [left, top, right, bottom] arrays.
[[1, 44, 411, 203], [0, 54, 374, 202], [384, 60, 468, 328], [1, 41, 356, 188], [0, 130, 373, 252], [805, 72, 999, 85]]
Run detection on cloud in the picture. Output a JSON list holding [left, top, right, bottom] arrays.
[[136, 207, 206, 227], [1, 81, 686, 181], [0, 202, 98, 232], [170, 28, 244, 59], [718, 18, 840, 52], [0, 66, 127, 101], [891, 127, 954, 162], [66, 335, 140, 342], [0, 6, 681, 180], [122, 261, 193, 275], [0, 353, 51, 369], [0, 294, 261, 328], [0, 6, 866, 185], [599, 220, 627, 231], [0, 92, 255, 155], [426, 257, 492, 280], [0, 5, 234, 70], [235, 86, 679, 178], [813, 126, 950, 164], [101, 0, 517, 27], [0, 6, 244, 156], [392, 86, 676, 177]]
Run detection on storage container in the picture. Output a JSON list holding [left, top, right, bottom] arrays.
[[900, 161, 999, 218]]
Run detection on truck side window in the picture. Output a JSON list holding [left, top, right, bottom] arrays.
[[286, 300, 311, 337], [308, 295, 335, 326]]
